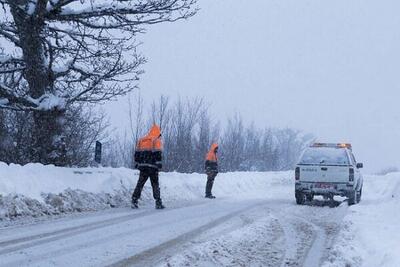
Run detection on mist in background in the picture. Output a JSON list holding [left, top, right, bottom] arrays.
[[106, 0, 400, 173]]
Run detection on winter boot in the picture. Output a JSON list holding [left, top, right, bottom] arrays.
[[131, 198, 139, 209], [205, 195, 216, 199], [155, 199, 165, 209]]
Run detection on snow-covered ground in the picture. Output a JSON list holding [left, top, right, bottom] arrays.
[[323, 172, 400, 267], [0, 162, 289, 221], [0, 163, 399, 266]]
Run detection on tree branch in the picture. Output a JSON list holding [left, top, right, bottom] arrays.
[[0, 82, 37, 110], [0, 0, 198, 109]]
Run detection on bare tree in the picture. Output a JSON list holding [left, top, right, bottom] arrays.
[[0, 0, 197, 165], [193, 108, 212, 172], [273, 128, 314, 170], [63, 105, 109, 166], [260, 128, 278, 171], [241, 122, 262, 171], [97, 95, 313, 173], [0, 104, 109, 166], [220, 113, 245, 172], [127, 91, 145, 167], [150, 95, 170, 131]]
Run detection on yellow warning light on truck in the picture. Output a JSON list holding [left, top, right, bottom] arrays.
[[311, 143, 352, 150]]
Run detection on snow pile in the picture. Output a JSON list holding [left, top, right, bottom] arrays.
[[0, 163, 135, 220], [0, 162, 292, 220], [323, 172, 400, 267]]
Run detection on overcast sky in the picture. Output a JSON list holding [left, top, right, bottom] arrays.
[[106, 0, 400, 173]]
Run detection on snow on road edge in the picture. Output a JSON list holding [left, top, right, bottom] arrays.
[[0, 162, 292, 220], [322, 173, 400, 267]]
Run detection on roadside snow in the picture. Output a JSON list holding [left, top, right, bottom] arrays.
[[322, 172, 400, 267], [0, 162, 291, 221]]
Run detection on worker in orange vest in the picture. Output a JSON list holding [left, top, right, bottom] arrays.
[[205, 143, 219, 199], [132, 125, 165, 209]]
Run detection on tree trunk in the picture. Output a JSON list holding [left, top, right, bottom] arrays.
[[31, 110, 66, 165], [11, 1, 67, 165]]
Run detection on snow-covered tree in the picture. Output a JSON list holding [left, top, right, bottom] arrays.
[[0, 0, 197, 165]]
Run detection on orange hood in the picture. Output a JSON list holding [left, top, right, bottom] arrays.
[[136, 124, 162, 151], [147, 124, 161, 138], [206, 143, 218, 161]]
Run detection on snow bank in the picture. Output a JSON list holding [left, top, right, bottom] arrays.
[[323, 172, 400, 267], [0, 162, 292, 220]]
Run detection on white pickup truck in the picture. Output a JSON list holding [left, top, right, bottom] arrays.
[[295, 143, 363, 205]]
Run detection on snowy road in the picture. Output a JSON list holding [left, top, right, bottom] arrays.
[[1, 167, 399, 266], [0, 196, 347, 267]]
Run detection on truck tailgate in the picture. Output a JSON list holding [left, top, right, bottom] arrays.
[[299, 165, 349, 183]]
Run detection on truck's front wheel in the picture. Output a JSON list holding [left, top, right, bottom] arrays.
[[295, 191, 306, 205]]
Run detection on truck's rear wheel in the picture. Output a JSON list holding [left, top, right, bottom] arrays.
[[306, 194, 314, 202], [356, 187, 362, 203], [295, 191, 306, 205], [348, 190, 357, 205]]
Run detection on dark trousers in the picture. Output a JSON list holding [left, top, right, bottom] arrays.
[[132, 168, 161, 201], [205, 172, 217, 196]]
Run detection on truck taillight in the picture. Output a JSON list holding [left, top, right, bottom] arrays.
[[349, 168, 354, 182], [295, 167, 300, 180]]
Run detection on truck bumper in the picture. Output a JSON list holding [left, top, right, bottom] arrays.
[[295, 182, 354, 197]]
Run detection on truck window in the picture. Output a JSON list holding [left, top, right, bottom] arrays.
[[350, 153, 357, 165], [299, 147, 350, 166]]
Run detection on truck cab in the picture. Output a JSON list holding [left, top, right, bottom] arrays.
[[295, 143, 363, 205]]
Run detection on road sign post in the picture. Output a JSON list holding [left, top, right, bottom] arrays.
[[95, 141, 102, 164]]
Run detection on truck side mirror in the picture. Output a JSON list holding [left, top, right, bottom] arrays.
[[356, 163, 363, 169]]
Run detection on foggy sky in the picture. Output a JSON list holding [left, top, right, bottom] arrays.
[[106, 0, 400, 173]]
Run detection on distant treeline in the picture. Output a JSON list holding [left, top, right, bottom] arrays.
[[102, 94, 314, 173], [0, 94, 313, 172]]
